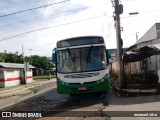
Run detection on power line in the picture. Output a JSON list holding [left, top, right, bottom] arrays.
[[0, 14, 105, 42], [106, 17, 113, 40], [0, 8, 77, 27], [0, 13, 112, 36], [102, 13, 107, 33], [0, 9, 85, 33], [0, 0, 113, 35], [0, 6, 92, 30], [0, 11, 112, 28], [0, 0, 70, 18]]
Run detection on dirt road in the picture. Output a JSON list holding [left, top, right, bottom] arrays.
[[0, 79, 160, 120]]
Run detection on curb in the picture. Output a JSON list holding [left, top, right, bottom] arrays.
[[0, 90, 32, 99], [110, 82, 160, 97]]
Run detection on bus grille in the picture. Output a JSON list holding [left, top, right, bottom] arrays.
[[64, 72, 100, 78]]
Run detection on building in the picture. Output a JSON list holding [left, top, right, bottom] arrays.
[[108, 48, 128, 74], [137, 22, 160, 71], [108, 49, 117, 63], [138, 23, 160, 47], [108, 48, 128, 63], [122, 23, 160, 84], [0, 63, 35, 88], [122, 23, 160, 74]]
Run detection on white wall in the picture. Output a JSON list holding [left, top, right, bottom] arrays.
[[138, 24, 157, 44], [4, 68, 21, 87], [26, 69, 33, 83], [0, 68, 5, 87], [0, 68, 34, 87]]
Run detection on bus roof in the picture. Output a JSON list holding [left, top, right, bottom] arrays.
[[57, 36, 104, 48]]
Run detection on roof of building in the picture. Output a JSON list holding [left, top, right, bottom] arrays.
[[123, 44, 160, 63], [137, 23, 160, 44], [108, 48, 128, 51], [125, 44, 137, 51], [0, 63, 35, 69]]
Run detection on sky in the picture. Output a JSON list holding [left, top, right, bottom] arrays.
[[0, 0, 160, 57]]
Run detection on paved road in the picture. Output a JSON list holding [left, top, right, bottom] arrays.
[[105, 91, 160, 120]]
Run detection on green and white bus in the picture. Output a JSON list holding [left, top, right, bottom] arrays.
[[52, 36, 110, 95]]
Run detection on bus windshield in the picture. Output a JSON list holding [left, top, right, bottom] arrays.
[[57, 46, 107, 73]]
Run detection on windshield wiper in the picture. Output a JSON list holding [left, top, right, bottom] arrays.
[[67, 47, 76, 63], [66, 48, 77, 71], [86, 45, 93, 62], [85, 45, 94, 68], [67, 48, 71, 57]]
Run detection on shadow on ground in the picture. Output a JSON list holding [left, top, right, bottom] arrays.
[[1, 86, 160, 119]]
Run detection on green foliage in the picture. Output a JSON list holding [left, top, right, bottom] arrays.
[[0, 53, 5, 62], [28, 55, 54, 69], [0, 51, 54, 69], [33, 75, 56, 80], [0, 52, 23, 63]]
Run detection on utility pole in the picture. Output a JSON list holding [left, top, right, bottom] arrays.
[[22, 45, 24, 62], [29, 49, 32, 65], [113, 0, 124, 88], [22, 45, 26, 84]]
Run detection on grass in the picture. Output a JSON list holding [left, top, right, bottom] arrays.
[[33, 75, 56, 80]]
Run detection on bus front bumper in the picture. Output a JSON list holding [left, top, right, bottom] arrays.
[[57, 78, 110, 94]]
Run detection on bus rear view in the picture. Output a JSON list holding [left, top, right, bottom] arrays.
[[52, 36, 110, 95]]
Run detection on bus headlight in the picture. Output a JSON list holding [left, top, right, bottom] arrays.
[[101, 78, 104, 82], [58, 78, 69, 85], [62, 81, 65, 85], [104, 75, 108, 79], [97, 81, 100, 84]]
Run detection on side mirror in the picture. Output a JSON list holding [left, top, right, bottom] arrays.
[[52, 48, 56, 64], [106, 49, 111, 64], [108, 50, 111, 59]]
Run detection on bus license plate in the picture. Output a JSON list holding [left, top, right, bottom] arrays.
[[78, 87, 87, 91]]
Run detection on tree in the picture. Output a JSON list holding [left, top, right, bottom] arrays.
[[4, 52, 23, 63], [25, 55, 54, 69], [0, 53, 4, 62], [5, 53, 18, 63], [0, 51, 54, 69]]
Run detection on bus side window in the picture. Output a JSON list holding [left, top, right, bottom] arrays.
[[52, 48, 56, 64]]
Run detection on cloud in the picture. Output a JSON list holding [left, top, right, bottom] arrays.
[[39, 0, 89, 18], [0, 0, 110, 56]]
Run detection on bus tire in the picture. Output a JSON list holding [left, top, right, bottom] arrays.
[[100, 91, 107, 95], [69, 93, 76, 97]]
